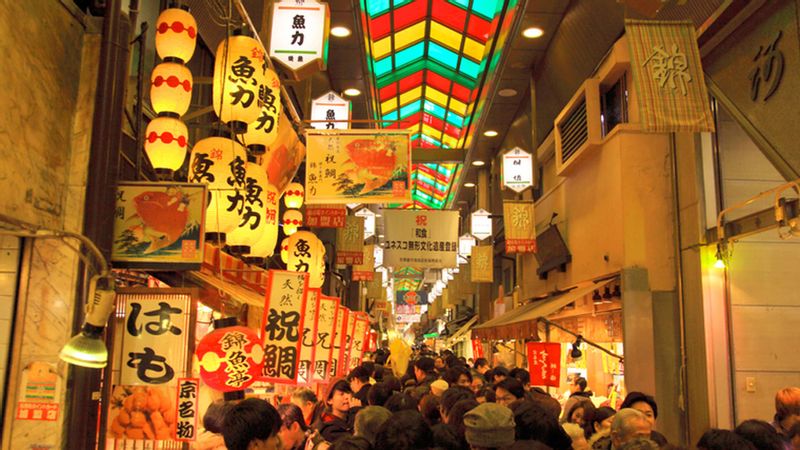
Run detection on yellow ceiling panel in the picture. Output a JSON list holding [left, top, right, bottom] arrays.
[[373, 36, 392, 60], [399, 86, 423, 107], [394, 22, 426, 51]]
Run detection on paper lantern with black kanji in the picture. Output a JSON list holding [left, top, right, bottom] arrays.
[[282, 209, 302, 236], [226, 161, 270, 255], [150, 62, 193, 116], [155, 7, 197, 63], [283, 182, 305, 209], [287, 231, 325, 288], [238, 68, 281, 155], [213, 34, 268, 133], [189, 136, 247, 241], [196, 326, 264, 392], [144, 116, 188, 173], [280, 237, 290, 263], [244, 182, 280, 264]]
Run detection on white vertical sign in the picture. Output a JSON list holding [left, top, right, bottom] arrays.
[[311, 91, 350, 130], [471, 209, 492, 240], [269, 0, 330, 77], [355, 208, 376, 239], [502, 147, 534, 192]]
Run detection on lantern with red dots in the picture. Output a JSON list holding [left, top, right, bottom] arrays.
[[283, 182, 305, 209], [144, 116, 188, 174], [196, 326, 264, 392], [280, 237, 290, 263], [282, 209, 302, 236], [155, 7, 197, 63], [150, 62, 193, 116]]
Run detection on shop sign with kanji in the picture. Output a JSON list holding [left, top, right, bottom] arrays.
[[330, 306, 349, 378], [502, 148, 534, 193], [338, 311, 357, 377], [120, 291, 192, 386], [297, 288, 320, 385], [352, 244, 375, 281], [269, 0, 330, 79], [336, 215, 364, 265], [470, 245, 493, 283], [503, 200, 537, 253], [175, 378, 199, 442], [526, 342, 561, 387], [304, 129, 412, 204], [196, 326, 264, 392], [471, 209, 492, 241], [383, 210, 459, 269], [354, 207, 376, 239], [347, 313, 370, 371], [311, 91, 351, 130], [261, 270, 309, 384], [306, 204, 347, 227], [471, 338, 484, 359], [312, 295, 339, 383]]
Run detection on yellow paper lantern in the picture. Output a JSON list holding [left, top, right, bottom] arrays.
[[238, 68, 281, 155], [213, 33, 268, 133], [189, 136, 247, 242], [244, 183, 280, 264], [150, 62, 193, 116], [144, 116, 188, 173], [283, 182, 305, 209], [227, 161, 271, 255], [287, 231, 325, 288], [280, 237, 290, 263], [155, 7, 197, 63], [282, 209, 303, 236]]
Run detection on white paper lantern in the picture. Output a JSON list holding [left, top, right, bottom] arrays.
[[226, 161, 270, 255], [283, 182, 304, 209], [150, 62, 193, 116], [213, 33, 268, 133], [238, 68, 281, 155], [287, 231, 325, 288], [144, 116, 188, 173], [244, 183, 280, 264], [282, 209, 303, 236], [155, 7, 197, 63], [280, 237, 290, 263]]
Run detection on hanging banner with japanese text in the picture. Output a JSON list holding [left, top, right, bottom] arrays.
[[120, 290, 192, 385], [312, 295, 339, 383], [338, 310, 357, 377], [196, 326, 264, 392], [526, 342, 562, 387], [471, 338, 484, 359], [297, 288, 320, 385], [347, 314, 370, 371], [269, 0, 330, 80], [503, 201, 537, 253], [352, 244, 375, 281], [626, 20, 715, 132], [175, 378, 199, 442], [311, 91, 351, 130], [304, 129, 412, 204], [470, 245, 494, 283], [383, 210, 459, 269], [329, 306, 349, 379], [261, 270, 308, 384], [336, 215, 364, 265], [306, 204, 347, 228]]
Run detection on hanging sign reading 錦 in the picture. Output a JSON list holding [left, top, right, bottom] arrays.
[[503, 201, 537, 253], [120, 290, 192, 385], [470, 245, 494, 283], [306, 204, 347, 228], [312, 295, 339, 383], [502, 147, 534, 193], [311, 91, 351, 130], [112, 182, 207, 269], [297, 288, 320, 385], [471, 209, 492, 241], [352, 244, 375, 281], [304, 129, 412, 204], [625, 20, 714, 132], [354, 208, 376, 239], [330, 306, 349, 378], [261, 270, 308, 384], [526, 342, 561, 388], [347, 314, 370, 371], [383, 210, 459, 269], [269, 0, 330, 80], [336, 216, 364, 265]]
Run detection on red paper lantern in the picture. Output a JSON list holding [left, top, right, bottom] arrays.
[[196, 326, 264, 392]]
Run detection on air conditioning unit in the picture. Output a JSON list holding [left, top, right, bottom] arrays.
[[554, 79, 602, 175]]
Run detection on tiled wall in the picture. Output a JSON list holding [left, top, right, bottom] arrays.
[[0, 237, 20, 411]]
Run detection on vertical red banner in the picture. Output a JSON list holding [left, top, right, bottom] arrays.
[[471, 338, 484, 359], [526, 342, 562, 387]]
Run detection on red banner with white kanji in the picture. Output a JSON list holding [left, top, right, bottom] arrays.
[[526, 342, 561, 387], [471, 338, 484, 359]]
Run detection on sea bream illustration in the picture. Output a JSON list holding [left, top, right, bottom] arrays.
[[340, 138, 397, 195], [123, 188, 191, 254]]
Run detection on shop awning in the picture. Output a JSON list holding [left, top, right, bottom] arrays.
[[443, 314, 478, 348], [186, 270, 265, 308], [471, 279, 614, 341]]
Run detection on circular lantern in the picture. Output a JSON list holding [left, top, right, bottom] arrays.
[[150, 62, 193, 116], [280, 237, 290, 263], [155, 7, 197, 63], [243, 183, 280, 264], [287, 231, 325, 288], [189, 136, 247, 242], [213, 33, 268, 133], [282, 209, 302, 236], [144, 116, 188, 174], [196, 325, 264, 392], [283, 182, 305, 209], [238, 68, 281, 155], [226, 161, 270, 255]]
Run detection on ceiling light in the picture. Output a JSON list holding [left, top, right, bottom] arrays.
[[463, 182, 476, 188], [378, 234, 385, 238], [471, 160, 485, 167], [523, 27, 544, 39], [343, 88, 361, 97], [330, 26, 351, 37], [375, 214, 382, 218], [498, 88, 517, 97], [483, 130, 498, 137]]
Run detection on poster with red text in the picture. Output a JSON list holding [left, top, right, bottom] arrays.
[[526, 342, 561, 387]]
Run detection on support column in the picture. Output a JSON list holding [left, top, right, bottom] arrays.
[[476, 169, 493, 324]]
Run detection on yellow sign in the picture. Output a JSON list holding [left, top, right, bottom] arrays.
[[471, 245, 493, 283], [353, 244, 375, 281], [503, 201, 537, 254], [336, 216, 365, 265], [304, 129, 412, 204]]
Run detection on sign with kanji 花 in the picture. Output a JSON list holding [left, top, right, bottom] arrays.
[[297, 288, 320, 385], [471, 338, 484, 359], [304, 129, 412, 204], [502, 147, 534, 193], [261, 270, 309, 384], [311, 91, 351, 130], [383, 210, 459, 269], [626, 20, 714, 132], [336, 216, 364, 265], [347, 314, 370, 371], [354, 208, 376, 239], [352, 244, 375, 281], [503, 201, 537, 253], [329, 306, 349, 378], [120, 291, 192, 385], [338, 311, 357, 377], [470, 245, 493, 283], [306, 204, 347, 227], [175, 378, 199, 441], [269, 0, 330, 80], [526, 342, 561, 387], [471, 209, 492, 241], [312, 295, 339, 383]]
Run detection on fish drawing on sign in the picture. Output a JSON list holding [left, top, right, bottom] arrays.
[[336, 138, 404, 195], [116, 187, 199, 255]]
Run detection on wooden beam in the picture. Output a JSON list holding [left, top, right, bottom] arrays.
[[412, 147, 466, 164]]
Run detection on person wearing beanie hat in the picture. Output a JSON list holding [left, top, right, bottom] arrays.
[[431, 379, 449, 397], [463, 402, 517, 449], [312, 378, 355, 443]]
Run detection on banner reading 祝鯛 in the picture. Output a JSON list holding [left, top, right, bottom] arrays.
[[261, 270, 308, 384]]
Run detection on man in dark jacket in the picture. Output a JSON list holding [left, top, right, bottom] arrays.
[[348, 366, 372, 405], [312, 379, 355, 443], [406, 356, 438, 399]]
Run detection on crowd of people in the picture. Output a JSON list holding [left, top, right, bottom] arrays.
[[196, 349, 800, 450]]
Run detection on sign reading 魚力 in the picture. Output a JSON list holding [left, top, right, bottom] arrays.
[[269, 0, 330, 79], [311, 91, 350, 130]]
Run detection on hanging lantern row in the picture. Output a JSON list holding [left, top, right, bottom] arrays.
[[282, 209, 303, 236], [284, 182, 305, 209], [287, 230, 326, 289]]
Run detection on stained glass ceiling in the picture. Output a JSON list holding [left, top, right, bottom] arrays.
[[361, 0, 507, 210]]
